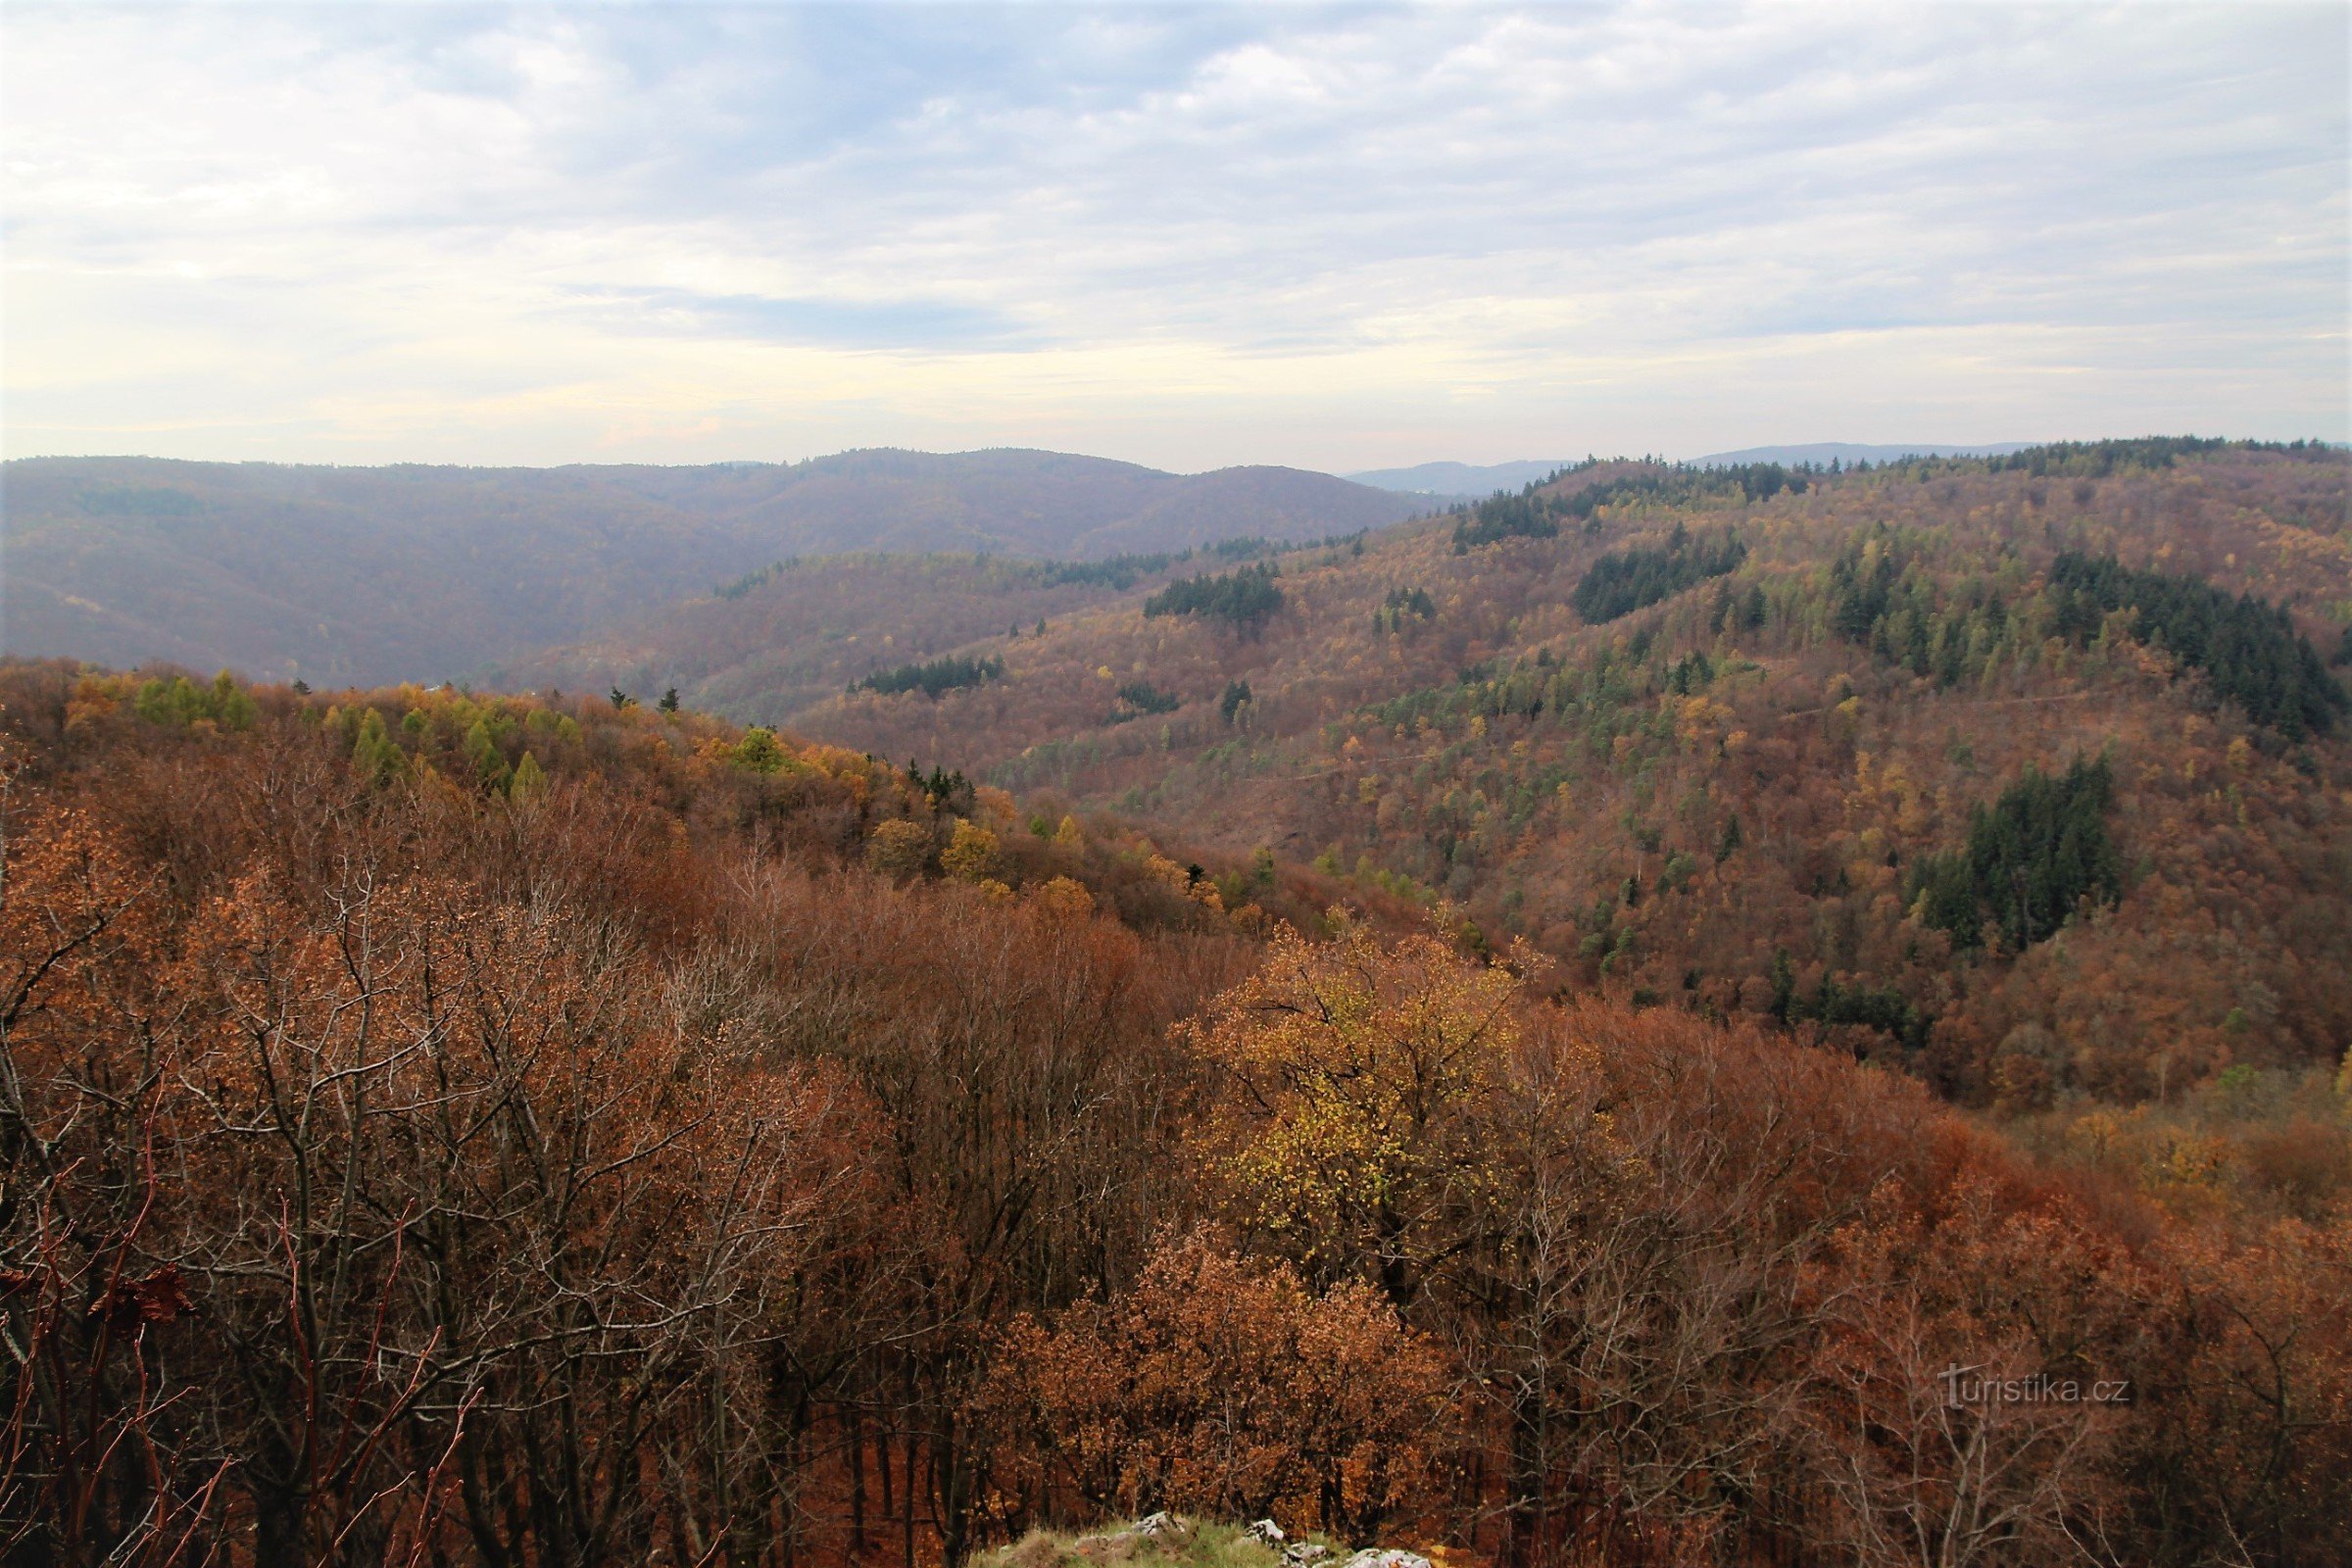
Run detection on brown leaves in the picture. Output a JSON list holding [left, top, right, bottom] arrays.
[[985, 1230, 1451, 1540], [87, 1264, 193, 1334]]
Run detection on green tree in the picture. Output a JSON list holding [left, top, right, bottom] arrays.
[[1910, 756, 2122, 952], [351, 708, 406, 787], [462, 718, 510, 792], [733, 727, 788, 773]]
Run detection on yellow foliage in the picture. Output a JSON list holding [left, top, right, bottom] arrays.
[[1183, 917, 1529, 1282], [941, 818, 1003, 882], [1031, 875, 1095, 920]]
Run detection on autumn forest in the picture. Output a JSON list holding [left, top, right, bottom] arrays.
[[5, 438, 2350, 1568]]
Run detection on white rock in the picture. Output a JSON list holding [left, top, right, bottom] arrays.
[[1342, 1551, 1430, 1568], [1282, 1546, 1332, 1568], [1245, 1521, 1287, 1545], [1129, 1513, 1187, 1541]]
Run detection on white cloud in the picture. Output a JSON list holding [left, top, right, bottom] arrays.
[[2, 2, 2343, 469]]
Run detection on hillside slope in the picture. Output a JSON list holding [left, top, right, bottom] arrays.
[[697, 441, 2352, 1108], [6, 658, 2346, 1567], [0, 450, 1423, 685], [492, 542, 1304, 723]]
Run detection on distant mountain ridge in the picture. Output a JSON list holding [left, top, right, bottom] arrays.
[[1346, 459, 1573, 497], [1, 449, 1424, 685]]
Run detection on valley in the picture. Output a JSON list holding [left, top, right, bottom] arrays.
[[523, 439, 2352, 1111], [6, 436, 2348, 1568]]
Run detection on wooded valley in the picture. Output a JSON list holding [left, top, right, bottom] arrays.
[[4, 439, 2349, 1566]]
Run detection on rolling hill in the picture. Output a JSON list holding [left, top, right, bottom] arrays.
[[540, 439, 2352, 1111], [11, 437, 2351, 1568], [1346, 458, 1575, 497], [0, 449, 1424, 686]]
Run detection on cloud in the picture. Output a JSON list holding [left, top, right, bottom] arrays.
[[2, 2, 2344, 468], [563, 286, 1041, 351]]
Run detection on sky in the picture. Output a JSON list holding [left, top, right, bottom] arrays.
[[3, 2, 2346, 473]]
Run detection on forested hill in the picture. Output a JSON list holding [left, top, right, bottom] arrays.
[[0, 450, 1423, 686], [5, 656, 2347, 1565], [713, 439, 2352, 1112]]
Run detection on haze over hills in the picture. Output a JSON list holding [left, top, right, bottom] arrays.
[[1346, 459, 1575, 496], [16, 440, 2352, 1563], [13, 0, 2352, 1555], [0, 448, 1424, 686]]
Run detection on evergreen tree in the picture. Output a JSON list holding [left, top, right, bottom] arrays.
[[1571, 525, 1747, 623], [1451, 491, 1561, 551], [1115, 682, 1181, 717], [1910, 756, 2123, 952], [2049, 553, 2345, 737], [1143, 564, 1285, 630], [852, 654, 1004, 699]]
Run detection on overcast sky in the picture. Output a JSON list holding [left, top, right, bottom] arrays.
[[4, 2, 2345, 472]]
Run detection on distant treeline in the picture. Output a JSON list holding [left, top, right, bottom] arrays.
[[1565, 464, 1808, 517], [1452, 463, 1809, 553], [851, 653, 1005, 699], [1572, 524, 1748, 623], [1880, 436, 2336, 483], [714, 558, 805, 599], [1452, 493, 1562, 550], [717, 534, 1348, 602]]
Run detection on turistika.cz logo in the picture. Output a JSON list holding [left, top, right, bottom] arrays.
[[1938, 1364, 2132, 1408]]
